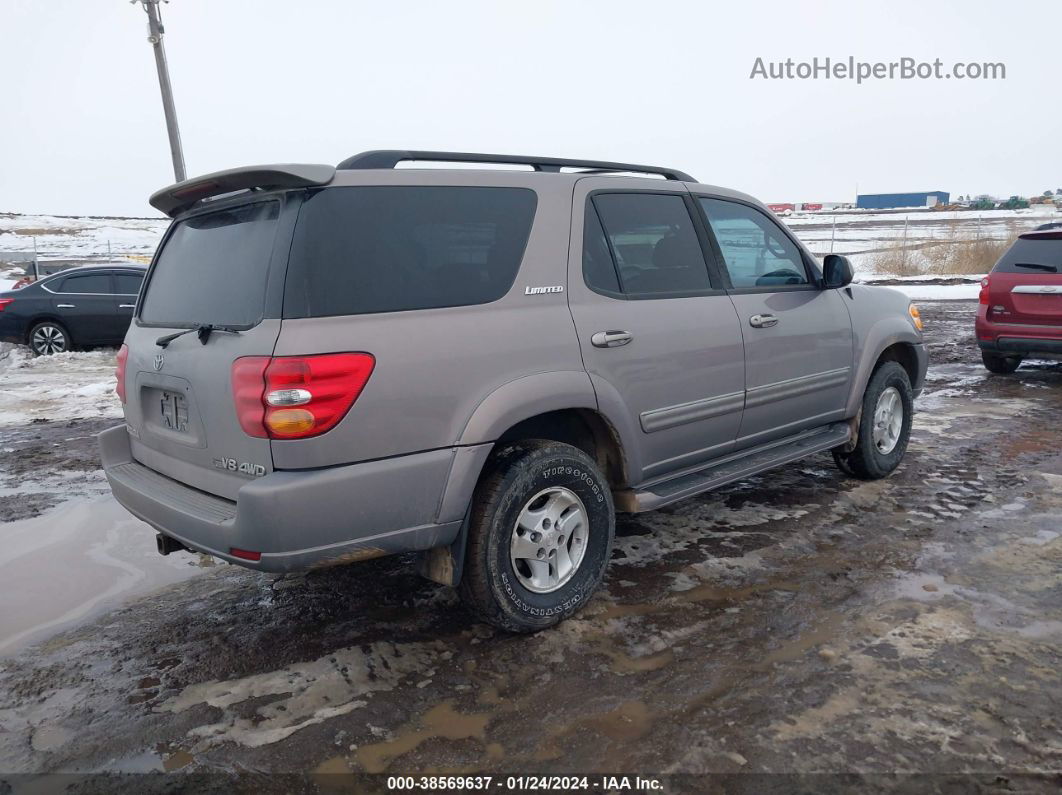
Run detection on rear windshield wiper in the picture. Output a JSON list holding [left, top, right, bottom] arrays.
[[155, 324, 242, 348], [1013, 262, 1059, 272]]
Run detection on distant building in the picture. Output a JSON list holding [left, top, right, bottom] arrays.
[[856, 191, 950, 210]]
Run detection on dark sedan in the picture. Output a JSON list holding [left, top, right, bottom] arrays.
[[0, 266, 145, 355]]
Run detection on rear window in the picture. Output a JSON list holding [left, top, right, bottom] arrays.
[[140, 201, 280, 327], [993, 236, 1062, 274], [283, 186, 537, 318]]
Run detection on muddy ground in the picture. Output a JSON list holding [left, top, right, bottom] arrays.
[[0, 301, 1059, 792]]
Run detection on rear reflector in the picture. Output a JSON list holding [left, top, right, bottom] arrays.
[[231, 353, 375, 439], [115, 344, 129, 404], [229, 547, 262, 562]]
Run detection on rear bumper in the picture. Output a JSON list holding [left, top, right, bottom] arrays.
[[976, 308, 1062, 356], [98, 425, 481, 573], [978, 337, 1062, 356], [0, 314, 26, 344]]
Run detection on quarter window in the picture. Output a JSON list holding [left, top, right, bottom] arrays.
[[591, 193, 711, 296], [699, 198, 809, 288], [582, 204, 622, 295], [284, 187, 537, 317], [57, 273, 112, 294]]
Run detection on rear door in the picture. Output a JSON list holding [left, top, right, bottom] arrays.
[[123, 196, 295, 501], [697, 196, 853, 449], [567, 179, 746, 483], [110, 270, 145, 342], [987, 234, 1062, 329], [49, 271, 115, 344]]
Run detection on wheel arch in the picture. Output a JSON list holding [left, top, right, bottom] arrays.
[[25, 315, 73, 347], [846, 322, 925, 417]]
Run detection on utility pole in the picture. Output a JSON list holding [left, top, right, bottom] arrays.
[[135, 0, 186, 182]]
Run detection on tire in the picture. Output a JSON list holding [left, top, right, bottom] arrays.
[[459, 440, 615, 633], [981, 351, 1022, 374], [28, 321, 71, 356], [832, 361, 913, 480]]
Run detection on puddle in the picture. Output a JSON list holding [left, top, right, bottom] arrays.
[[582, 700, 653, 741], [354, 701, 492, 773], [0, 495, 204, 655]]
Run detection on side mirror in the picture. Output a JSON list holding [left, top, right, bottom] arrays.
[[823, 254, 854, 288]]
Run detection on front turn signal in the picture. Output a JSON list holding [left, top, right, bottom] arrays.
[[908, 303, 923, 331]]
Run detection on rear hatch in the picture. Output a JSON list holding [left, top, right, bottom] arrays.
[[985, 232, 1062, 329], [123, 196, 295, 501]]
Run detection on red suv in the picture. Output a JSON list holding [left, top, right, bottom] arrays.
[[977, 225, 1062, 373]]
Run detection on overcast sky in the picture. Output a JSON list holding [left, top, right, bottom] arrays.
[[2, 0, 1058, 216]]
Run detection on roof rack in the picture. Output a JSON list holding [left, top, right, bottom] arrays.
[[336, 150, 696, 182]]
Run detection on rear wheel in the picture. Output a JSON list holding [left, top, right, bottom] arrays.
[[28, 321, 70, 356], [459, 440, 615, 633], [832, 361, 913, 480], [981, 351, 1022, 374]]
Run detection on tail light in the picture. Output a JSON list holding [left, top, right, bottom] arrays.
[[0, 298, 13, 312], [231, 353, 375, 439], [978, 276, 990, 305], [115, 344, 129, 404]]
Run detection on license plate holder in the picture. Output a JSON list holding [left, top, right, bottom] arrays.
[[159, 391, 189, 433]]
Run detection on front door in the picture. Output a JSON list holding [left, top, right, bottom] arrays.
[[567, 179, 745, 484], [697, 196, 853, 448]]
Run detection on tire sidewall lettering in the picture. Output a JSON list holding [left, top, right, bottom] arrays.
[[493, 454, 613, 618]]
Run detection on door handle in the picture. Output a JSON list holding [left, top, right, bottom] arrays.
[[591, 330, 633, 348], [749, 314, 779, 328], [56, 303, 76, 309], [119, 304, 135, 308]]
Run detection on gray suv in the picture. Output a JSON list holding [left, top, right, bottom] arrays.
[[99, 151, 928, 632]]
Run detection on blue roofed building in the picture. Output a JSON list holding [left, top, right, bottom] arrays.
[[856, 191, 950, 210]]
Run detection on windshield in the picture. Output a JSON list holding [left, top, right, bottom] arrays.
[[139, 201, 280, 327]]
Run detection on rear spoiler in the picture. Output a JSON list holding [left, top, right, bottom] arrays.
[[149, 164, 335, 217]]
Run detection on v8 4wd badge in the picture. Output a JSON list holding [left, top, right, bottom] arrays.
[[213, 457, 267, 477]]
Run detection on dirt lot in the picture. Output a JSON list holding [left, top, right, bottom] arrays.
[[0, 301, 1059, 792]]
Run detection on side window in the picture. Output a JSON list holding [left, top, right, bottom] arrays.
[[115, 272, 145, 295], [582, 203, 621, 295], [699, 198, 809, 289], [285, 187, 537, 318], [57, 273, 112, 294], [592, 193, 711, 297]]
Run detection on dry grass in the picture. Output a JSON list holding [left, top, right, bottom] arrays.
[[870, 219, 1026, 276], [866, 243, 925, 277], [924, 236, 1011, 274]]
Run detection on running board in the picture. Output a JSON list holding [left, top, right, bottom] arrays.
[[614, 422, 851, 513]]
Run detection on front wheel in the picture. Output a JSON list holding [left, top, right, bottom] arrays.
[[832, 361, 914, 480], [981, 351, 1022, 374], [459, 440, 615, 633]]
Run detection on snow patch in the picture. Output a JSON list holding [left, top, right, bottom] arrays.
[[0, 343, 120, 426], [157, 640, 449, 748]]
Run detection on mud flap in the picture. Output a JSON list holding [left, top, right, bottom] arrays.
[[839, 409, 862, 454], [416, 509, 472, 587]]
